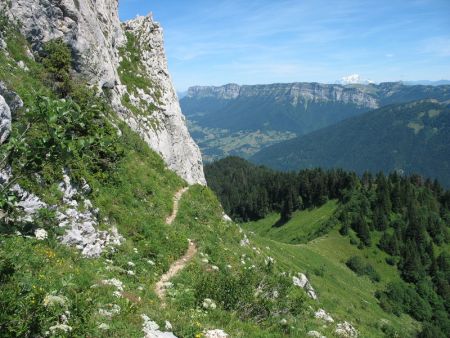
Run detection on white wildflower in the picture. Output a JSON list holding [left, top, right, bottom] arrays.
[[112, 291, 122, 298], [127, 261, 135, 267], [34, 228, 48, 240], [127, 270, 135, 276], [211, 265, 219, 271], [240, 234, 250, 246], [202, 298, 217, 310], [265, 256, 275, 265], [43, 294, 68, 307], [101, 278, 124, 292], [60, 314, 68, 324], [98, 304, 121, 318], [98, 323, 110, 330], [147, 259, 155, 265], [49, 324, 72, 333]]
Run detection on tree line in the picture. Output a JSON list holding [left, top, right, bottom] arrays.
[[205, 157, 450, 337]]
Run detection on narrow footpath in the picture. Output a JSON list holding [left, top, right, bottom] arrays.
[[155, 187, 197, 302]]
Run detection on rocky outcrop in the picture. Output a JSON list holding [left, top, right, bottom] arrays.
[[114, 16, 205, 185], [1, 1, 206, 185], [0, 81, 24, 115], [314, 309, 334, 323], [57, 171, 124, 257], [0, 0, 125, 87], [0, 94, 11, 144], [141, 315, 177, 338], [204, 329, 229, 338], [335, 322, 358, 337], [0, 166, 123, 257], [293, 273, 318, 299], [0, 81, 23, 144]]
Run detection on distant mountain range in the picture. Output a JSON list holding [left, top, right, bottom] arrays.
[[180, 82, 450, 162], [252, 100, 450, 186], [404, 80, 450, 86]]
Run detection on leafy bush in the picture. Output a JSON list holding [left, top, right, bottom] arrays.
[[376, 281, 433, 321], [189, 264, 306, 323], [346, 256, 380, 282], [41, 39, 72, 96]]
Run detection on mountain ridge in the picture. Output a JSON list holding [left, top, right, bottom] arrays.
[[251, 99, 450, 186], [181, 81, 450, 162]]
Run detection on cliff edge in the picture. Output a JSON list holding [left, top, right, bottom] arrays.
[[1, 0, 205, 185]]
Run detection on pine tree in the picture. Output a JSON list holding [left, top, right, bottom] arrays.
[[281, 193, 294, 222], [352, 216, 371, 246]]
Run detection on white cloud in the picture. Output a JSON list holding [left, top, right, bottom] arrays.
[[340, 74, 375, 85]]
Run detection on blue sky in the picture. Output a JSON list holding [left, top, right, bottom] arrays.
[[119, 0, 450, 91]]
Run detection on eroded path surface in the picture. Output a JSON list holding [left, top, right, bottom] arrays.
[[155, 187, 197, 302], [165, 187, 189, 225], [155, 240, 197, 300]]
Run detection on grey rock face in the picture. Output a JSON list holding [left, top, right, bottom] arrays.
[[114, 15, 206, 185], [0, 166, 123, 257], [0, 95, 11, 144], [57, 171, 124, 257], [0, 31, 6, 50], [293, 272, 318, 299], [1, 2, 206, 185], [0, 0, 125, 87], [188, 83, 241, 100], [0, 166, 47, 222], [0, 81, 24, 115]]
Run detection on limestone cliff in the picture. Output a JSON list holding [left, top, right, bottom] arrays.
[[1, 0, 206, 185], [187, 82, 379, 109]]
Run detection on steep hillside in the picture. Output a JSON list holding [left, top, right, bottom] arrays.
[[0, 9, 395, 338], [181, 82, 450, 161], [0, 0, 205, 184], [206, 156, 450, 337], [252, 100, 450, 187]]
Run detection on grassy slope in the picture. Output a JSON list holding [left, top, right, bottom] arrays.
[[0, 22, 420, 338], [0, 22, 314, 338], [244, 211, 419, 337], [243, 200, 337, 244]]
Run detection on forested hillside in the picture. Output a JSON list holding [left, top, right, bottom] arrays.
[[252, 100, 450, 187], [206, 157, 450, 337], [182, 82, 450, 161]]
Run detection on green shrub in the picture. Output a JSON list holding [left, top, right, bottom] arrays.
[[346, 256, 380, 282], [41, 39, 72, 96]]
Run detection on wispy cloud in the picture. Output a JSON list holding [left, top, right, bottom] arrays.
[[120, 0, 450, 90], [421, 37, 450, 57]]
